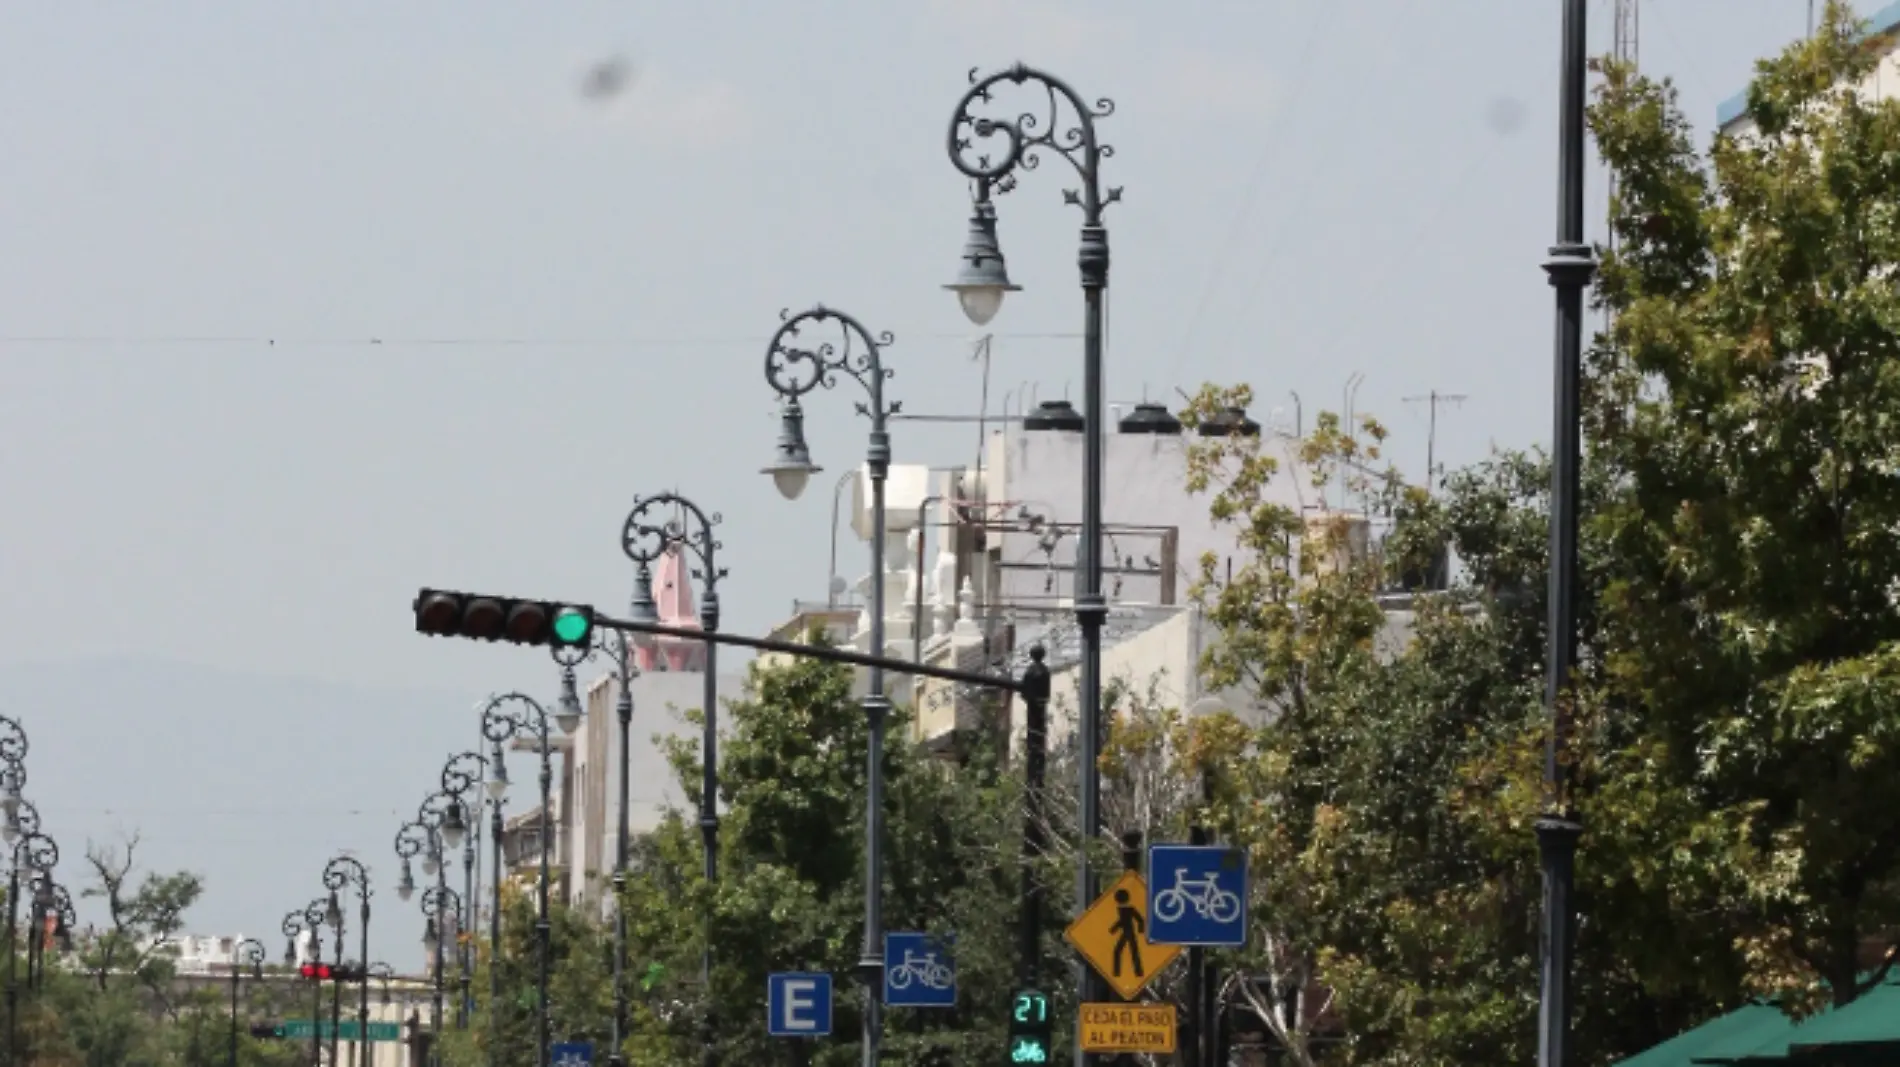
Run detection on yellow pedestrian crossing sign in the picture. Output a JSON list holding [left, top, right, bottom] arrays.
[[1063, 871, 1181, 1000]]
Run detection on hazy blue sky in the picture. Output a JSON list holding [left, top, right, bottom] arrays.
[[0, 1, 1849, 952]]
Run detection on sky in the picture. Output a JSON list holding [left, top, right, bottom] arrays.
[[0, 0, 1854, 959]]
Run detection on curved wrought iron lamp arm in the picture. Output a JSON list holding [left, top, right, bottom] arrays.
[[480, 692, 552, 745], [0, 716, 27, 767], [948, 63, 1121, 220], [418, 885, 461, 918], [393, 821, 431, 861], [764, 306, 899, 425], [440, 751, 488, 798], [7, 798, 42, 839], [236, 936, 267, 975], [10, 830, 58, 873], [322, 855, 371, 898], [620, 492, 728, 590]]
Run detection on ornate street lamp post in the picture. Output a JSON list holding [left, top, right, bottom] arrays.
[[481, 692, 576, 1067], [619, 490, 726, 1067], [322, 856, 372, 1067], [946, 70, 1119, 1060], [760, 305, 899, 1064], [227, 938, 265, 1067]]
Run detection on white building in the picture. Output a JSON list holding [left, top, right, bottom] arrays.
[[1716, 1, 1900, 136], [785, 396, 1423, 755]]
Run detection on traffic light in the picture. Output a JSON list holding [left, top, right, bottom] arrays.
[[412, 589, 594, 649], [299, 962, 363, 982], [1007, 989, 1052, 1064]]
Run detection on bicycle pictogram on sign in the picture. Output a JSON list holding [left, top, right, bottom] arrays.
[[1145, 844, 1248, 946], [883, 932, 956, 1007]]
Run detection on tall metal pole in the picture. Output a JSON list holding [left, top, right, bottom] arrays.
[[1539, 3, 1594, 1067], [489, 791, 503, 1067], [305, 901, 327, 1067], [608, 632, 635, 1067], [461, 835, 475, 1028], [762, 306, 897, 1067], [328, 910, 343, 1067], [6, 857, 18, 1067], [947, 71, 1118, 1064], [1017, 648, 1052, 988], [536, 720, 553, 1067]]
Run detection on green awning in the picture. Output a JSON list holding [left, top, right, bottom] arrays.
[[1612, 1003, 1793, 1067], [1615, 971, 1900, 1066]]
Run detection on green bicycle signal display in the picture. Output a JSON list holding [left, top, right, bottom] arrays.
[[1008, 989, 1052, 1063]]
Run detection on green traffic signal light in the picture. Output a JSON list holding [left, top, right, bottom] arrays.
[[1010, 1036, 1051, 1064], [551, 607, 592, 646]]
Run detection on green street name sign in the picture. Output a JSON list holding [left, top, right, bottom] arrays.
[[278, 1020, 402, 1042]]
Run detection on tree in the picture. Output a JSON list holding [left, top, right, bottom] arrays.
[[612, 646, 1022, 1065], [1583, 0, 1900, 1013], [433, 883, 615, 1067]]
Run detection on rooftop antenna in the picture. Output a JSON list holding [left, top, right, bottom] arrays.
[[1402, 389, 1469, 491]]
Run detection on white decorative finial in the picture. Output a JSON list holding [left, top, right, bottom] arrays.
[[953, 577, 981, 639]]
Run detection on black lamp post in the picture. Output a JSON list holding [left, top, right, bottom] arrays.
[[440, 752, 487, 1030], [320, 890, 347, 1067], [420, 885, 462, 1064], [619, 490, 726, 1067], [401, 791, 460, 1055], [287, 897, 330, 1065], [322, 857, 372, 1067], [369, 961, 396, 1010], [4, 801, 57, 1065], [947, 70, 1120, 1060], [1538, 3, 1594, 1067], [552, 627, 637, 1067], [481, 692, 575, 1067], [760, 305, 899, 1065], [25, 873, 73, 991], [227, 937, 265, 1067]]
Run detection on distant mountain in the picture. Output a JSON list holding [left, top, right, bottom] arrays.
[[0, 658, 486, 972]]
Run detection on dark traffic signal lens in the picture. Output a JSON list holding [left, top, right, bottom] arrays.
[[504, 602, 548, 643], [415, 592, 461, 635], [462, 598, 505, 639]]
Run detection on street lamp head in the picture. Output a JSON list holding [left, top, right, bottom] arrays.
[[0, 771, 20, 818], [762, 398, 821, 501], [324, 891, 342, 929], [420, 845, 440, 878], [284, 939, 297, 966], [945, 197, 1020, 327], [396, 857, 415, 902], [1, 813, 16, 846], [627, 562, 660, 653], [440, 800, 467, 851], [486, 751, 510, 801], [556, 667, 583, 736], [421, 918, 438, 953]]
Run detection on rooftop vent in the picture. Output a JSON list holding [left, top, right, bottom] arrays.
[[1117, 402, 1183, 435], [1196, 406, 1261, 437], [1023, 399, 1085, 432]]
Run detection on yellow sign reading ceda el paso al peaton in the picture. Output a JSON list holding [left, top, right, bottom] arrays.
[[1063, 870, 1182, 1000], [1078, 1002, 1178, 1054]]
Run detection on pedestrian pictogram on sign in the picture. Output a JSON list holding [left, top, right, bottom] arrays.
[[1064, 870, 1181, 1000]]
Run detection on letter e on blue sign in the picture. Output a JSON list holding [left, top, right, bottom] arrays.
[[767, 972, 833, 1037]]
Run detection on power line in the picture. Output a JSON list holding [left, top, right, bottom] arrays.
[[0, 331, 1082, 349]]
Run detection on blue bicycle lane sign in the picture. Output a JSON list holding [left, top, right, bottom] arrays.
[[1146, 844, 1248, 946], [883, 932, 956, 1007]]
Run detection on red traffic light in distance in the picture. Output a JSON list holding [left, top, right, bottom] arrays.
[[412, 589, 594, 649], [299, 962, 363, 982]]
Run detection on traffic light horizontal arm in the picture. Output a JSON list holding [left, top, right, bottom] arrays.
[[595, 609, 1029, 695]]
